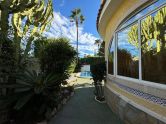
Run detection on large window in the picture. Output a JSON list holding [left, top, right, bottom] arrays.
[[108, 2, 166, 85], [141, 6, 166, 84], [117, 23, 139, 79], [108, 38, 115, 75]]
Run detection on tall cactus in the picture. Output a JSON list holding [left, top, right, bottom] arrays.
[[11, 0, 53, 60], [0, 0, 53, 64], [0, 0, 38, 39]]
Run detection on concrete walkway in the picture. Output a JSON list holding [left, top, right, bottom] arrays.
[[49, 78, 123, 124]]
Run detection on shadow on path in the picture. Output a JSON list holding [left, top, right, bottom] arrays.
[[49, 82, 123, 124]]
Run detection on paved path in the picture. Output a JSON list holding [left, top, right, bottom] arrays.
[[49, 79, 123, 124]]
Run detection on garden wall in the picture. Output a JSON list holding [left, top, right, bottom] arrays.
[[104, 83, 166, 124]]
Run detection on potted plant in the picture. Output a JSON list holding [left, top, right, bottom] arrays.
[[90, 61, 106, 103]]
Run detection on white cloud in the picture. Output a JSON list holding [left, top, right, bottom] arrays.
[[44, 11, 99, 57]]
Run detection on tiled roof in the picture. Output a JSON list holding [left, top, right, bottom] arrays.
[[96, 0, 106, 31]]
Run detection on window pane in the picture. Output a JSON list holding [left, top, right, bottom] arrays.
[[108, 38, 115, 74], [141, 6, 166, 84], [117, 23, 139, 79]]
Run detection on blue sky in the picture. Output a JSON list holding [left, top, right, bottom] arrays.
[[45, 0, 101, 57], [53, 0, 100, 37]]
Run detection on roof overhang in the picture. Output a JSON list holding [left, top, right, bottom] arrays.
[[97, 0, 123, 39]]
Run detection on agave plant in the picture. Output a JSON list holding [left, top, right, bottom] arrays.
[[1, 69, 63, 123]]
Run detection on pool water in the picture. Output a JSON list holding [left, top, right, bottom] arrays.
[[80, 71, 92, 78]]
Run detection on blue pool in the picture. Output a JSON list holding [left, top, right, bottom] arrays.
[[80, 71, 92, 78]]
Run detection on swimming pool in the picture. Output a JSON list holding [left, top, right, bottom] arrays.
[[80, 71, 92, 78]]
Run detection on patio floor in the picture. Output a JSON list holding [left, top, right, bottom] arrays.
[[49, 78, 124, 124]]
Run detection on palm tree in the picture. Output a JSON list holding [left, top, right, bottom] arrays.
[[70, 8, 85, 63]]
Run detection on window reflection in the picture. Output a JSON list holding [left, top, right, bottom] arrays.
[[141, 6, 166, 84], [117, 23, 139, 79], [108, 38, 115, 75], [120, 0, 166, 29]]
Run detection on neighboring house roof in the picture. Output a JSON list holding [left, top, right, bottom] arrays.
[[96, 0, 106, 31]]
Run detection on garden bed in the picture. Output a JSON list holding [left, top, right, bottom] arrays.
[[37, 86, 75, 124]]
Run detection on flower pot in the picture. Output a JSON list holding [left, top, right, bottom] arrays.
[[95, 96, 106, 103], [94, 81, 105, 103]]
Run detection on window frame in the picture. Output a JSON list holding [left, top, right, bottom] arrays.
[[107, 2, 166, 88], [107, 36, 116, 77]]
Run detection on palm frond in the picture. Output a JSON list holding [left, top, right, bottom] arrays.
[[80, 15, 85, 24], [75, 8, 81, 15], [70, 8, 82, 22]]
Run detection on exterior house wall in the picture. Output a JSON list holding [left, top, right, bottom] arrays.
[[97, 0, 166, 124]]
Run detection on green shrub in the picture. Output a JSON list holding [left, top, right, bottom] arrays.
[[68, 60, 77, 73], [74, 56, 105, 72], [40, 38, 76, 88], [34, 37, 48, 58], [0, 38, 16, 85], [80, 56, 104, 65], [1, 38, 76, 123], [0, 39, 16, 66]]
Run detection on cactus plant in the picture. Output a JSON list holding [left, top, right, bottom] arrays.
[[0, 0, 53, 64], [127, 6, 166, 53]]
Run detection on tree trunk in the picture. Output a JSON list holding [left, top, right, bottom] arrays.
[[76, 21, 79, 64]]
